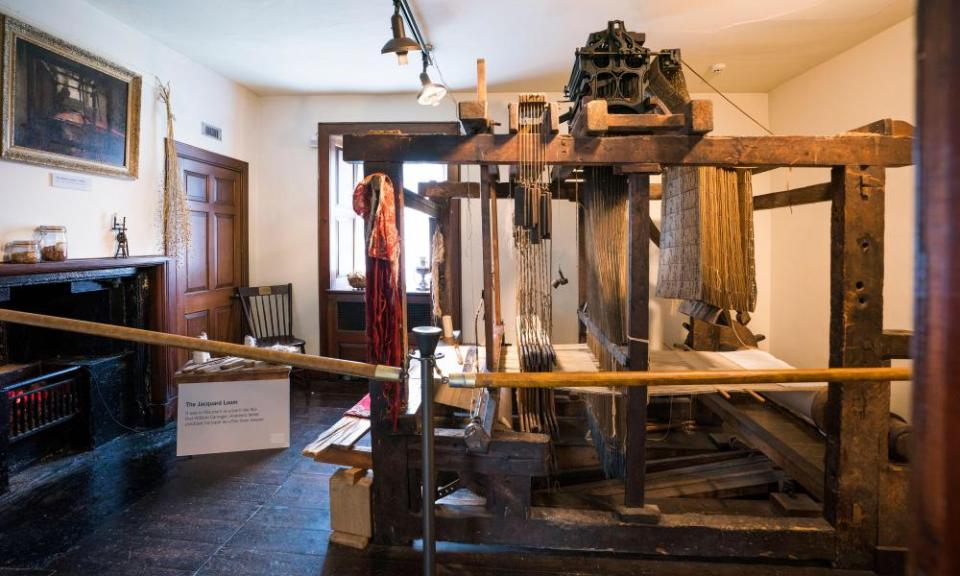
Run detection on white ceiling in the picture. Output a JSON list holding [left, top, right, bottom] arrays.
[[85, 0, 914, 95]]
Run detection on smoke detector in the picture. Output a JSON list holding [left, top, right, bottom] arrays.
[[710, 63, 727, 74]]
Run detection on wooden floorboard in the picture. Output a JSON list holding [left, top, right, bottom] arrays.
[[0, 388, 871, 575]]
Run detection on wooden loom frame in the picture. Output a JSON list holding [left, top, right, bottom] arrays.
[[341, 117, 913, 570]]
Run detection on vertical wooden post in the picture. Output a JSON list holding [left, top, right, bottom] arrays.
[[490, 172, 503, 327], [480, 165, 501, 370], [437, 197, 463, 329], [476, 59, 487, 106], [624, 174, 650, 509], [912, 1, 960, 573], [364, 161, 413, 545], [825, 165, 888, 568], [577, 198, 587, 343]]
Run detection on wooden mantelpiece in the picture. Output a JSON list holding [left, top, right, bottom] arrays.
[[0, 256, 180, 424], [0, 256, 175, 278]]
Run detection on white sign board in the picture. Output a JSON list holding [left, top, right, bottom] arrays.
[[177, 375, 289, 456], [50, 172, 92, 191]]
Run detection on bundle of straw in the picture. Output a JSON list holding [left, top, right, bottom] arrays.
[[157, 80, 191, 259]]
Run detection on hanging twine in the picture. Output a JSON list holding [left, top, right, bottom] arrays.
[[157, 79, 191, 261]]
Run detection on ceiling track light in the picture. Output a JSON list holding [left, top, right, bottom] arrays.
[[381, 0, 420, 65], [417, 53, 447, 106]]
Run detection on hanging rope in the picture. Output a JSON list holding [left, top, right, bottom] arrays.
[[512, 94, 559, 439]]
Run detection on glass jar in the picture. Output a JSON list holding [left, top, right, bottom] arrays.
[[36, 226, 67, 261], [4, 240, 40, 264]]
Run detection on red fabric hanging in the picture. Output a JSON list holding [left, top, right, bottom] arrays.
[[353, 173, 404, 426]]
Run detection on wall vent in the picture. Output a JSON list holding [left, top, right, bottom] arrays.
[[201, 122, 222, 141]]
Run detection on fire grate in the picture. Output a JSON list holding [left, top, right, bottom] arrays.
[[5, 366, 83, 442]]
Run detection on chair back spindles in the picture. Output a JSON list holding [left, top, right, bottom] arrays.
[[236, 284, 301, 352]]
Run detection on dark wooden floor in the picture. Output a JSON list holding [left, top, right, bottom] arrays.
[[0, 386, 870, 576]]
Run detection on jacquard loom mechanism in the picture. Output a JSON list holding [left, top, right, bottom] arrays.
[[561, 19, 686, 122], [293, 17, 918, 571]]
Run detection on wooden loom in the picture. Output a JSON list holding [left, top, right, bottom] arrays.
[[332, 97, 914, 571]]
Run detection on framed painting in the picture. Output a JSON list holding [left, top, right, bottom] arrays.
[[1, 16, 141, 178]]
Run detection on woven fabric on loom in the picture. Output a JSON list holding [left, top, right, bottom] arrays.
[[656, 166, 757, 313]]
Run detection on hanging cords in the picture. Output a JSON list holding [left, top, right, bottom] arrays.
[[680, 58, 774, 136]]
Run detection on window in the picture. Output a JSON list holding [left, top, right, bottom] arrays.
[[402, 163, 447, 291], [329, 144, 445, 292], [331, 145, 365, 288]]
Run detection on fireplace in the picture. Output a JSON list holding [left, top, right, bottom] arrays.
[[0, 257, 179, 492]]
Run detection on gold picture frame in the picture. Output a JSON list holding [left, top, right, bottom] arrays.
[[1, 15, 141, 178]]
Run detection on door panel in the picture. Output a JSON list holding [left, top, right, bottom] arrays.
[[185, 171, 207, 201], [214, 176, 235, 205], [212, 304, 238, 344], [177, 145, 247, 345], [186, 211, 209, 292], [215, 214, 235, 288], [185, 310, 209, 340]]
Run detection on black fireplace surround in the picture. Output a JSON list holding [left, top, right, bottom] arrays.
[[0, 257, 178, 493]]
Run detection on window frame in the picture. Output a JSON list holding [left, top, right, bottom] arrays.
[[317, 121, 461, 357]]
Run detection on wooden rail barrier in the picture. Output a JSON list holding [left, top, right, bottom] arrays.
[[0, 308, 403, 382], [447, 366, 910, 389], [0, 309, 910, 390]]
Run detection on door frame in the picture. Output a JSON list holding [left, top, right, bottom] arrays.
[[317, 121, 460, 357], [174, 140, 250, 336]]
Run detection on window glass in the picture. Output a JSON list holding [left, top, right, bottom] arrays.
[[402, 164, 446, 291]]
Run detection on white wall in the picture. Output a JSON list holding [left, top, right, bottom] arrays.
[[0, 0, 259, 258], [768, 18, 914, 418], [254, 91, 771, 356]]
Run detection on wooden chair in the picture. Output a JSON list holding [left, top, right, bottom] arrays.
[[237, 283, 310, 402], [236, 284, 306, 352]]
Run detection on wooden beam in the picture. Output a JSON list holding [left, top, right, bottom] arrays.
[[402, 187, 439, 218], [849, 118, 914, 137], [700, 394, 824, 500], [573, 100, 685, 136], [479, 165, 501, 371], [753, 182, 832, 210], [577, 309, 628, 367], [912, 3, 960, 571], [310, 445, 373, 470], [364, 161, 412, 546], [825, 165, 888, 569], [408, 428, 551, 477], [624, 174, 650, 508], [615, 163, 662, 175], [684, 99, 714, 135], [457, 59, 492, 135], [425, 506, 835, 561], [343, 133, 912, 167], [420, 179, 660, 202], [489, 168, 503, 327], [880, 329, 912, 360], [421, 181, 479, 199], [546, 102, 560, 134], [420, 179, 585, 202], [436, 196, 462, 327], [476, 58, 486, 103], [572, 99, 713, 136]]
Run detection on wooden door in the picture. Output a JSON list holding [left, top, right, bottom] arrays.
[[176, 141, 249, 344]]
